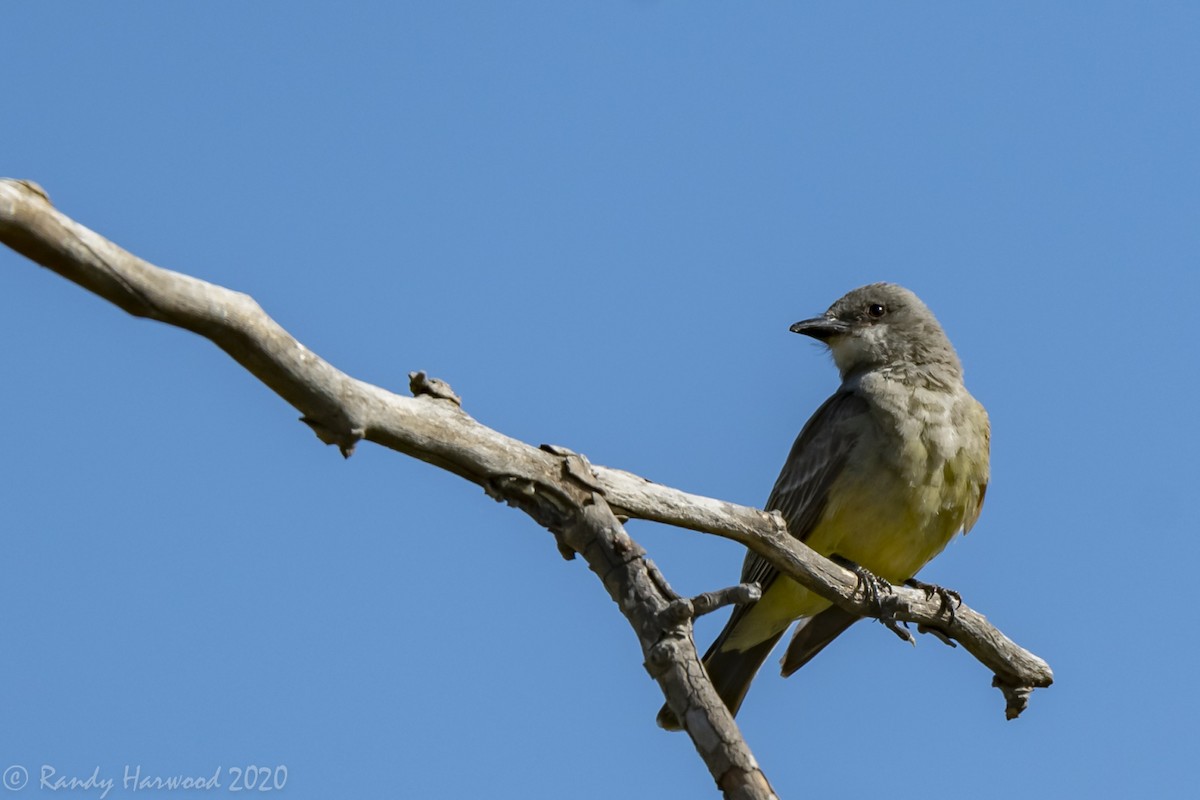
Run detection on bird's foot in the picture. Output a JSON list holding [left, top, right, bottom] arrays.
[[831, 556, 914, 645], [904, 578, 961, 648], [831, 555, 891, 606], [904, 578, 962, 624]]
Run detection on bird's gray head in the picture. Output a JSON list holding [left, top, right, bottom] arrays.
[[790, 283, 962, 381]]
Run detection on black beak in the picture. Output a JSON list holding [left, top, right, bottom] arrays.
[[789, 315, 850, 341]]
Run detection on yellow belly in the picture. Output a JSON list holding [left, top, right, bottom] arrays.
[[723, 447, 981, 652]]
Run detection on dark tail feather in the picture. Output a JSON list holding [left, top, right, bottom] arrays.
[[780, 606, 860, 677], [656, 631, 784, 731]]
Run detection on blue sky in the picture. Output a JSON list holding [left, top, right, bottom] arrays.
[[2, 3, 1197, 798]]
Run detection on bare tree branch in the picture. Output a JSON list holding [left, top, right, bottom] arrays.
[[0, 179, 1053, 794]]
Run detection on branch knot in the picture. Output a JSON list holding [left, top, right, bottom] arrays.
[[408, 371, 462, 406]]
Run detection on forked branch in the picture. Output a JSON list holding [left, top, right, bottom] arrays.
[[0, 179, 1053, 798]]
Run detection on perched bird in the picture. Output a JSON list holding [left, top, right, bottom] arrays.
[[658, 283, 990, 730]]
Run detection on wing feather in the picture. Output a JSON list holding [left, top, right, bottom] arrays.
[[721, 389, 870, 635]]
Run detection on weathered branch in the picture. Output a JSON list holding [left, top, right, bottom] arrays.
[[0, 178, 1052, 794]]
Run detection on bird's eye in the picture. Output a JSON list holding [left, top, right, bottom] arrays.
[[867, 303, 886, 319]]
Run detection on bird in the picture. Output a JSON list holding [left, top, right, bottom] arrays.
[[657, 283, 990, 730]]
